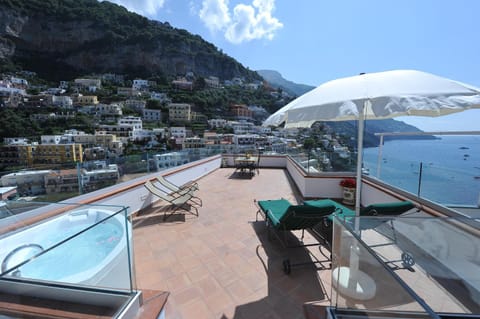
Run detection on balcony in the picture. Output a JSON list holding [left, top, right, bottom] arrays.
[[0, 154, 478, 318]]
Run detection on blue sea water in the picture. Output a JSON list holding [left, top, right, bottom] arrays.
[[362, 135, 480, 206]]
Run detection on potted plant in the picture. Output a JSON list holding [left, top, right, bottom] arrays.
[[340, 178, 356, 205]]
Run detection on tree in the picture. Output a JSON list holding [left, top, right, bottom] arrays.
[[303, 137, 316, 151], [146, 99, 162, 110], [194, 77, 206, 90]]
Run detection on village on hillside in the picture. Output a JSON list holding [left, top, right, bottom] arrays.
[[0, 71, 354, 201]]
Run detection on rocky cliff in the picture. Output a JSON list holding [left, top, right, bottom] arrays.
[[0, 0, 260, 81]]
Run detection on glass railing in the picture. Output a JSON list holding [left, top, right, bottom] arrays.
[[331, 215, 480, 318], [0, 148, 224, 204], [287, 148, 357, 173], [363, 135, 480, 207], [0, 202, 134, 293]]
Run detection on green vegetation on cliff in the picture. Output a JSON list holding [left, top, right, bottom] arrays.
[[0, 0, 261, 81]]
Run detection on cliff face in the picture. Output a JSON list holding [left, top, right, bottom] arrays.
[[0, 0, 260, 81]]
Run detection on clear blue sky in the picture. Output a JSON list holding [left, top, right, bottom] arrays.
[[104, 0, 480, 131]]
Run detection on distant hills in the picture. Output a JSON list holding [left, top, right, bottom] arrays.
[[257, 70, 314, 96], [0, 0, 260, 82]]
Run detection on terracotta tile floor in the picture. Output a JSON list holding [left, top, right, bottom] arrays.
[[132, 168, 478, 318], [133, 168, 332, 319]]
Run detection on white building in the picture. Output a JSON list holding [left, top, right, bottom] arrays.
[[81, 164, 119, 191], [119, 116, 142, 130], [169, 127, 187, 139], [74, 78, 101, 89], [208, 119, 227, 129], [52, 95, 73, 109], [257, 126, 272, 135], [153, 152, 189, 169], [233, 134, 257, 147], [96, 104, 123, 116], [143, 109, 162, 122], [41, 135, 63, 144], [1, 170, 52, 196], [124, 99, 146, 112], [97, 117, 143, 142], [150, 92, 170, 103], [132, 79, 149, 90], [228, 121, 255, 134], [4, 137, 30, 145], [10, 77, 28, 88]]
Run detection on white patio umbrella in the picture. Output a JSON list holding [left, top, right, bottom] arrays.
[[264, 69, 480, 215]]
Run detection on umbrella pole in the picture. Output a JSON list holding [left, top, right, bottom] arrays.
[[345, 101, 374, 297], [354, 101, 366, 217]]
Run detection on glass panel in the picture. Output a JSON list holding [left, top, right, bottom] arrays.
[[288, 147, 357, 174], [0, 203, 134, 292], [1, 149, 224, 203], [332, 215, 480, 317], [331, 217, 431, 317], [363, 134, 480, 207]]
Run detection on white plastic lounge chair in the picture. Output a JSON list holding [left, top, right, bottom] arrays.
[[155, 176, 202, 206], [144, 180, 198, 220]]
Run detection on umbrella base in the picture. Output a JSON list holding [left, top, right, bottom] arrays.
[[332, 266, 376, 301]]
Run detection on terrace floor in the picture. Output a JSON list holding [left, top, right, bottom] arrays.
[[133, 168, 333, 319], [131, 168, 479, 319]]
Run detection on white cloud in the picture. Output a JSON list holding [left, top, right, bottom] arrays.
[[105, 0, 166, 17], [199, 0, 231, 32], [198, 0, 283, 44]]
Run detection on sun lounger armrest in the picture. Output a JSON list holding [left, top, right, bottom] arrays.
[[361, 201, 415, 216], [182, 181, 199, 190]]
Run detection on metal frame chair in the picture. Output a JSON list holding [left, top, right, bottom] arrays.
[[144, 181, 199, 220], [154, 176, 202, 206]]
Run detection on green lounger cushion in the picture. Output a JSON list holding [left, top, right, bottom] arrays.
[[304, 199, 355, 221], [258, 199, 335, 229], [361, 201, 415, 216], [258, 199, 291, 222]]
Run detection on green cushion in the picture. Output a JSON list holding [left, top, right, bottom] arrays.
[[304, 199, 355, 221], [258, 199, 291, 222], [361, 201, 415, 216], [258, 199, 335, 229]]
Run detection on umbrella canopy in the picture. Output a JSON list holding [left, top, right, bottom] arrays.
[[263, 69, 480, 214], [264, 69, 480, 128]]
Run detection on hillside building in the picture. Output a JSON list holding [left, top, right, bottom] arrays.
[[142, 109, 162, 122], [44, 169, 79, 194], [231, 104, 253, 120], [33, 144, 83, 164], [168, 103, 191, 123]]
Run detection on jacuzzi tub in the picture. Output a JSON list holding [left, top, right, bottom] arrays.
[[0, 208, 132, 290]]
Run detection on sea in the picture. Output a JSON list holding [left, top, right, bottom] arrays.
[[362, 135, 480, 207]]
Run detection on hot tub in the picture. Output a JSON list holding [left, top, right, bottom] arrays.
[[0, 208, 132, 290]]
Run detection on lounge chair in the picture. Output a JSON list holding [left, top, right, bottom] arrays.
[[144, 180, 199, 220], [255, 198, 338, 274], [304, 199, 416, 243], [155, 175, 202, 206], [305, 199, 417, 268]]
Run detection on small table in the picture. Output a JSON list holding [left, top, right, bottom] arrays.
[[234, 157, 258, 174]]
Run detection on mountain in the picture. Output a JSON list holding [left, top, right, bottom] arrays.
[[326, 119, 436, 148], [0, 0, 261, 81], [257, 70, 314, 96]]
